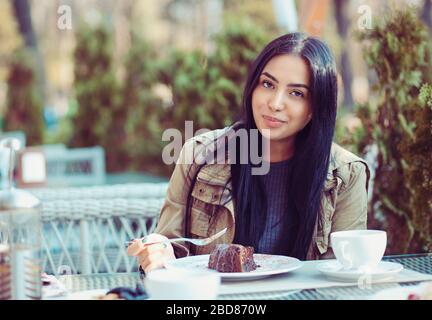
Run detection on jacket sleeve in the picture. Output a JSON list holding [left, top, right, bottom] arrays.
[[329, 161, 370, 236], [154, 138, 199, 258]]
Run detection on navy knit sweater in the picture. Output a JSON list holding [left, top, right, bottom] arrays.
[[257, 158, 294, 255]]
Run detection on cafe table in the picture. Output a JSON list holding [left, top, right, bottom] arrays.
[[53, 253, 432, 300]]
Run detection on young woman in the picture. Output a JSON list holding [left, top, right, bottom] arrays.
[[128, 32, 370, 273]]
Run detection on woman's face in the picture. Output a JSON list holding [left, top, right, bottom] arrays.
[[252, 54, 312, 142]]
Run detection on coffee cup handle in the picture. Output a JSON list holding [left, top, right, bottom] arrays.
[[337, 241, 353, 269]]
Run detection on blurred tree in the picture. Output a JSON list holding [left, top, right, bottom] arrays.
[[223, 0, 279, 34], [205, 18, 271, 127], [163, 0, 224, 52], [0, 1, 22, 60], [11, 0, 46, 101], [69, 22, 121, 172], [122, 34, 169, 175], [399, 84, 432, 252], [0, 1, 22, 121], [122, 17, 271, 177], [4, 49, 44, 145], [67, 15, 272, 176], [334, 0, 354, 110], [159, 49, 208, 131], [158, 17, 271, 133], [356, 8, 432, 253]]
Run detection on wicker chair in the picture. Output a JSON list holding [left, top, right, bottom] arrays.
[[40, 197, 165, 275], [29, 182, 168, 201]]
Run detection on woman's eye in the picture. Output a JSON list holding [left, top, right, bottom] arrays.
[[262, 80, 274, 89], [290, 91, 304, 98]]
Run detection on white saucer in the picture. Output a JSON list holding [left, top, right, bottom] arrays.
[[317, 260, 404, 282]]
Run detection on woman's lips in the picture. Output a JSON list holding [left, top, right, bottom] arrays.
[[262, 115, 287, 128]]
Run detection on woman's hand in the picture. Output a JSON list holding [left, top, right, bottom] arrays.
[[127, 233, 176, 273]]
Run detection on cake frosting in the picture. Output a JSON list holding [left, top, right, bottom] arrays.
[[208, 244, 257, 273]]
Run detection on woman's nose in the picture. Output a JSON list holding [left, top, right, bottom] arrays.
[[268, 91, 286, 111]]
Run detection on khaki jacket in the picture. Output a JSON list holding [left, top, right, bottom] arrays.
[[155, 126, 370, 260]]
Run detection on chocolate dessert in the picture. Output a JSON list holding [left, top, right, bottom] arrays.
[[208, 244, 257, 272]]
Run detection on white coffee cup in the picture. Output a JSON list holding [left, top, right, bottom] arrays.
[[330, 230, 387, 270], [144, 268, 220, 300]]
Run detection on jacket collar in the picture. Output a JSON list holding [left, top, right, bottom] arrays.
[[193, 127, 367, 190]]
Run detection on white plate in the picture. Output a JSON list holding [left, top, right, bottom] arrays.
[[165, 254, 302, 281], [317, 260, 404, 282], [370, 283, 432, 300], [66, 289, 110, 300]]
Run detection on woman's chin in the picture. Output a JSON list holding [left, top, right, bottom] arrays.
[[258, 128, 272, 139], [258, 126, 287, 140]]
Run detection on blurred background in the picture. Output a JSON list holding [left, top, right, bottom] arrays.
[[0, 0, 431, 255]]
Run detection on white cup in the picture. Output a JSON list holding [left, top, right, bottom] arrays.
[[144, 268, 221, 300], [330, 230, 387, 270]]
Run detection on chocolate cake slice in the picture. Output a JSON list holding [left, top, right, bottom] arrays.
[[208, 244, 257, 272]]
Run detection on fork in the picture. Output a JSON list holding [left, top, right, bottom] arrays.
[[125, 227, 227, 247]]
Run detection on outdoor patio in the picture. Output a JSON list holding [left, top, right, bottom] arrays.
[[0, 0, 431, 306]]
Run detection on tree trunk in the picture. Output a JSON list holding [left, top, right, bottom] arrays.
[[421, 0, 432, 31], [12, 0, 37, 47], [334, 0, 354, 110], [11, 0, 46, 103]]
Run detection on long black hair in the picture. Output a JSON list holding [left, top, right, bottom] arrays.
[[184, 32, 337, 260], [231, 32, 338, 260]]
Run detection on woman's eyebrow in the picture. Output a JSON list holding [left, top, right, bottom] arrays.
[[261, 72, 310, 91]]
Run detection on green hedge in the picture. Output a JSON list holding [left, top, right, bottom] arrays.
[[353, 8, 432, 253], [4, 48, 44, 146], [68, 19, 270, 175], [69, 22, 122, 171]]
